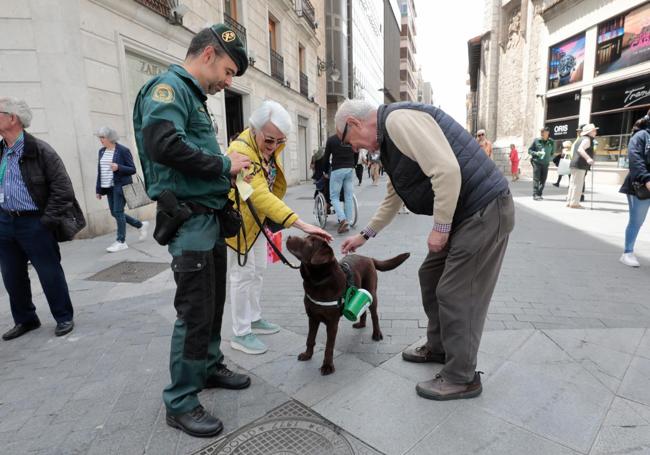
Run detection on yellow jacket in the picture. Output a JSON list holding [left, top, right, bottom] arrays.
[[225, 128, 298, 254]]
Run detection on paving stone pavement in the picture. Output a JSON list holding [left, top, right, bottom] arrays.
[[0, 175, 648, 454]]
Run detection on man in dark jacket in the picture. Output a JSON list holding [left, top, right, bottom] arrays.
[[338, 99, 514, 401], [0, 97, 76, 340]]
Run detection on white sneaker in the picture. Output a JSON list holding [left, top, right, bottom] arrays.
[[619, 253, 640, 268], [138, 221, 149, 241], [106, 241, 129, 253]]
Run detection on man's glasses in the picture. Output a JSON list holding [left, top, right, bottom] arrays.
[[341, 122, 349, 144]]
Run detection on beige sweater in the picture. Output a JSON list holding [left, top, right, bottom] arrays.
[[366, 109, 461, 235]]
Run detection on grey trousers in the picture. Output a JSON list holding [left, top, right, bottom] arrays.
[[418, 191, 515, 383]]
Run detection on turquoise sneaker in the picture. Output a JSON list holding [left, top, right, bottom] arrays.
[[251, 319, 280, 335], [230, 333, 267, 355]]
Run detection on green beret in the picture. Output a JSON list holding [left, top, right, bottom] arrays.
[[210, 23, 248, 76]]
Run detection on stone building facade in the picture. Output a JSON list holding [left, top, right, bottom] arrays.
[[468, 0, 650, 175], [0, 0, 326, 237]]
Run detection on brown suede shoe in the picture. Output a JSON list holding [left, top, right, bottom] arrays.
[[401, 345, 445, 364], [337, 220, 349, 234], [416, 372, 482, 401]]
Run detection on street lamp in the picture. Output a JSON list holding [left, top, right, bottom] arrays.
[[317, 57, 340, 81]]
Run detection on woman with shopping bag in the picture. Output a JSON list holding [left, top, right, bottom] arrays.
[[225, 101, 331, 355], [95, 126, 148, 252]]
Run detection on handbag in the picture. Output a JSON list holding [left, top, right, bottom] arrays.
[[632, 181, 650, 200], [123, 175, 152, 209], [266, 230, 283, 264], [557, 155, 571, 176]]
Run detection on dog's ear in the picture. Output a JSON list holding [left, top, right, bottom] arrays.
[[310, 241, 335, 265]]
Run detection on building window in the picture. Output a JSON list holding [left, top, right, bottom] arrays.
[[224, 0, 246, 49], [269, 16, 278, 51], [545, 90, 581, 153], [269, 16, 284, 83], [133, 0, 171, 19]]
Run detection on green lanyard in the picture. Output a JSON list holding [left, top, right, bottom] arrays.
[[0, 147, 13, 187]]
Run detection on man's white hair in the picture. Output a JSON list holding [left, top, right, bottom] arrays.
[[249, 100, 292, 136], [0, 97, 32, 128], [334, 99, 376, 132], [96, 126, 119, 143]]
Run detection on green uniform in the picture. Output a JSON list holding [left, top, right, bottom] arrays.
[[133, 63, 232, 415], [528, 137, 555, 197]]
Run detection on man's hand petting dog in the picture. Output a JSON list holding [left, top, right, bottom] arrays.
[[341, 234, 366, 254]]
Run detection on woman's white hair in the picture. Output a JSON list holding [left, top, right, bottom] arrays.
[[0, 97, 33, 128], [334, 99, 376, 132], [249, 100, 292, 136], [96, 126, 119, 143]]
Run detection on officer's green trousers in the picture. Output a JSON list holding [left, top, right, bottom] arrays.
[[163, 245, 227, 414]]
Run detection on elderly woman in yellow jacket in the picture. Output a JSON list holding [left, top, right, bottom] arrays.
[[226, 100, 331, 355]]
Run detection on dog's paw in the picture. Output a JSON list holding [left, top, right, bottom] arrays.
[[320, 364, 335, 375], [372, 331, 383, 341], [298, 352, 312, 361], [352, 321, 366, 329]]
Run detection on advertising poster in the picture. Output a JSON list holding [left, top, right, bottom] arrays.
[[548, 34, 586, 89], [596, 2, 650, 76]]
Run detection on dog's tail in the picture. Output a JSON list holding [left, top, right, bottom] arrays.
[[372, 253, 410, 272]]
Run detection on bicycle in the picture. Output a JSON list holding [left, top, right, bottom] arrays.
[[313, 182, 358, 229]]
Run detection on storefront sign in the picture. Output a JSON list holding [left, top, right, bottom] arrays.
[[548, 33, 585, 89], [595, 2, 650, 76], [592, 75, 650, 113], [546, 118, 579, 141]]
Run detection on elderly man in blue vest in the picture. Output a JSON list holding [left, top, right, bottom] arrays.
[[340, 99, 515, 400]]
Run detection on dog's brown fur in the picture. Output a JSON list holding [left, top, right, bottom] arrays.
[[286, 234, 409, 375]]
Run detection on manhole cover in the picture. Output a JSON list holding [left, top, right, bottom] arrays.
[[86, 261, 169, 283], [193, 401, 383, 455]]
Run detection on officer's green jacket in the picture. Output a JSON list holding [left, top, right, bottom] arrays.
[[133, 64, 231, 255], [528, 137, 555, 166]]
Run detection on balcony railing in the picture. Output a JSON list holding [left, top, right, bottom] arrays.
[[270, 49, 284, 83], [299, 72, 308, 97], [134, 0, 171, 18], [295, 0, 316, 30], [224, 13, 247, 49]]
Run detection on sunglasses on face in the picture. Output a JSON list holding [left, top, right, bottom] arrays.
[[477, 133, 484, 137], [260, 131, 286, 146]]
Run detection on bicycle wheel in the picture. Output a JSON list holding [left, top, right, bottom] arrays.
[[314, 192, 327, 228], [349, 194, 359, 228]]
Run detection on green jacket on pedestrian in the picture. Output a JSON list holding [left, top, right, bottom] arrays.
[[528, 137, 555, 166], [133, 64, 232, 256]]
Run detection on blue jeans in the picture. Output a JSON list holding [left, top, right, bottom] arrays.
[[329, 168, 354, 222], [107, 186, 142, 242], [0, 211, 74, 324], [624, 194, 650, 253]]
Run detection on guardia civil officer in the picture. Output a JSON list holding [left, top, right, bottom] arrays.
[[133, 24, 252, 438]]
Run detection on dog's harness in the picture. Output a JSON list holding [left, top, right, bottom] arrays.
[[305, 261, 356, 311]]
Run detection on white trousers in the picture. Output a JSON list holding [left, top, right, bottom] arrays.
[[228, 237, 267, 336], [567, 168, 587, 206]]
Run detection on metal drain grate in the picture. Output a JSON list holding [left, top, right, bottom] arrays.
[[85, 261, 169, 283], [193, 400, 383, 455]]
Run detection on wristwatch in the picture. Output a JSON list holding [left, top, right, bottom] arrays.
[[360, 230, 371, 240], [558, 54, 576, 85]]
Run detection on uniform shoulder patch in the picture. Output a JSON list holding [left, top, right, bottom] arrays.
[[152, 83, 175, 103]]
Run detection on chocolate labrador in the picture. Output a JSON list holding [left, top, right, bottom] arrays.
[[286, 234, 409, 375]]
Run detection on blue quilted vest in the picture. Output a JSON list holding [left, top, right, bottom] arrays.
[[377, 102, 509, 225]]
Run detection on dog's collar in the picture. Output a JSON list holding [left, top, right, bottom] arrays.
[[305, 293, 341, 307], [304, 261, 356, 309]]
